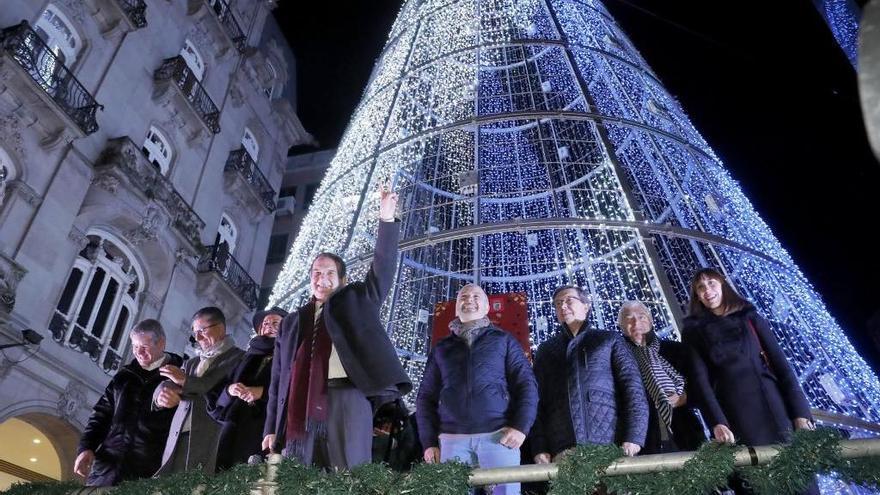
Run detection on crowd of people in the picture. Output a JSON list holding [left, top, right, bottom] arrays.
[[73, 188, 816, 495]]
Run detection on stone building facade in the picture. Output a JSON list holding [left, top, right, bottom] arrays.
[[260, 147, 333, 307], [0, 0, 310, 485]]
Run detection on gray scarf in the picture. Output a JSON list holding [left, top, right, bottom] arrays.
[[198, 335, 236, 359], [449, 317, 491, 347]]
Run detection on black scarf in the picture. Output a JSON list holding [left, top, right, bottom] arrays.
[[246, 335, 275, 356]]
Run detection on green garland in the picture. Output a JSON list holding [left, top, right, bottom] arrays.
[[604, 441, 737, 495], [274, 458, 469, 495], [834, 456, 880, 490], [3, 428, 879, 495], [740, 428, 842, 494], [0, 480, 80, 495], [548, 444, 622, 495]]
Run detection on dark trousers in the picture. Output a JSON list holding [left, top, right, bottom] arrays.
[[284, 381, 372, 470]]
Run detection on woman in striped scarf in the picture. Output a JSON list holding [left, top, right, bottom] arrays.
[[618, 301, 707, 454]]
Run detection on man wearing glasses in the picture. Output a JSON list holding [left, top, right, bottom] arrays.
[[529, 286, 647, 465], [153, 306, 245, 474], [263, 184, 412, 470]]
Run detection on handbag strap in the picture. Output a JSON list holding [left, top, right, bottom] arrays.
[[745, 318, 773, 372]]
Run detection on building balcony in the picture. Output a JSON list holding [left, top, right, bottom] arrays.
[[0, 252, 27, 315], [153, 56, 220, 134], [112, 0, 148, 29], [224, 149, 277, 212], [95, 137, 206, 253], [187, 0, 246, 55], [0, 21, 102, 137], [84, 0, 148, 32], [49, 311, 123, 373], [196, 245, 259, 309]]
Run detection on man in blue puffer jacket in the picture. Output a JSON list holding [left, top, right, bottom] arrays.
[[416, 284, 538, 495], [530, 285, 648, 464]]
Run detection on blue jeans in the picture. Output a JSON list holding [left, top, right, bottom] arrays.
[[439, 429, 521, 495]]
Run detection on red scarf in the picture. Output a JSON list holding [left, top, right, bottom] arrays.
[[285, 301, 332, 442]]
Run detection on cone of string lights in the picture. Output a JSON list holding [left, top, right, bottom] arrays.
[[269, 0, 880, 474]]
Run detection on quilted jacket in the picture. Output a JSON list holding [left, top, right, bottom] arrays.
[[530, 324, 648, 456]]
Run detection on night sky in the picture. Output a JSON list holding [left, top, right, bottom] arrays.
[[275, 1, 880, 370]]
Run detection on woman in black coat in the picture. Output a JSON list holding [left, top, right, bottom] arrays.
[[683, 268, 817, 493], [618, 301, 706, 454], [207, 307, 287, 471]]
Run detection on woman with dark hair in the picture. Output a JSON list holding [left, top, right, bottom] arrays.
[[618, 301, 706, 454], [682, 268, 816, 493], [207, 307, 287, 471]]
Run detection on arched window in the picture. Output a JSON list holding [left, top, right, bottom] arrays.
[[180, 39, 205, 81], [264, 60, 277, 99], [50, 233, 143, 374], [142, 126, 173, 174], [215, 213, 237, 254], [0, 147, 14, 208], [34, 5, 82, 66], [241, 127, 259, 162]]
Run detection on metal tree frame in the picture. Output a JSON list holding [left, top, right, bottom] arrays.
[[269, 0, 880, 474]]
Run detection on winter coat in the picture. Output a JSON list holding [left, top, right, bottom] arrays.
[[77, 353, 183, 486], [416, 325, 538, 448], [206, 335, 275, 470], [530, 324, 648, 457], [682, 305, 812, 446], [264, 221, 413, 449], [154, 343, 245, 475], [628, 338, 707, 454]]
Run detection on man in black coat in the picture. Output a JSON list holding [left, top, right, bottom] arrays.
[[530, 286, 648, 464], [74, 319, 183, 486], [263, 185, 412, 470]]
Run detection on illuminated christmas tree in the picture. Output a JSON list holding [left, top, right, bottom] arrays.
[[271, 0, 880, 451]]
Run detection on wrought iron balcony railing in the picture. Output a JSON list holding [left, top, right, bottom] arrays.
[[97, 137, 206, 251], [117, 0, 147, 28], [208, 0, 246, 51], [49, 311, 122, 373], [197, 244, 259, 309], [225, 149, 277, 212], [154, 56, 220, 133], [0, 21, 102, 134]]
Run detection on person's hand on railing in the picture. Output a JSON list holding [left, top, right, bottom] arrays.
[[712, 424, 736, 444], [793, 417, 815, 431], [423, 447, 441, 463], [621, 442, 641, 457]]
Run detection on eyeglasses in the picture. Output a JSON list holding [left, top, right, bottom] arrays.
[[553, 296, 584, 308], [193, 322, 221, 335]]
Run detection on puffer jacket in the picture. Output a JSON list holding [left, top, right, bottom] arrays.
[[416, 325, 538, 449], [78, 353, 183, 486], [530, 325, 648, 457]]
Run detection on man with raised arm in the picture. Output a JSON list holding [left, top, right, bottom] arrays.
[[263, 184, 412, 470]]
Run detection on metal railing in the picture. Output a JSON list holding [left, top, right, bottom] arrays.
[[154, 56, 220, 133], [225, 149, 277, 212], [197, 244, 259, 309], [97, 137, 206, 251], [208, 0, 246, 51], [116, 0, 147, 28], [466, 437, 880, 487], [0, 21, 102, 134]]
